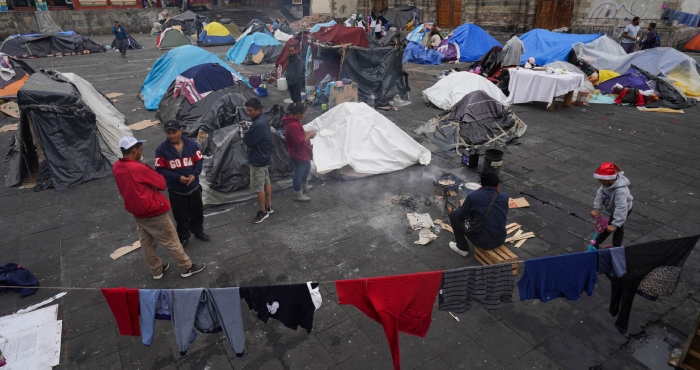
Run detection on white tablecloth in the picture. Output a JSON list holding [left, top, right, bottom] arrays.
[[505, 68, 586, 107]]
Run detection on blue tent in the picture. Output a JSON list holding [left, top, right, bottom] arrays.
[[520, 29, 602, 66], [403, 41, 443, 65], [449, 24, 502, 62], [226, 32, 281, 65], [140, 45, 248, 111], [309, 20, 336, 33]]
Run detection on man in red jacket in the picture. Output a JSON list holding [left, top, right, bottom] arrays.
[[113, 136, 205, 279]]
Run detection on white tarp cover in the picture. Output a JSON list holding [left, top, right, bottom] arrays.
[[274, 29, 293, 43], [62, 73, 133, 163], [0, 304, 62, 370], [573, 43, 700, 96], [422, 71, 508, 110], [305, 102, 431, 175]]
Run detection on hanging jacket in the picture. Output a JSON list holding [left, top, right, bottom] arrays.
[[455, 186, 509, 249], [155, 137, 204, 194], [518, 251, 598, 303], [113, 158, 171, 219], [139, 289, 172, 346], [242, 113, 272, 167], [0, 262, 39, 297], [239, 282, 321, 333], [283, 115, 312, 162], [593, 173, 633, 227]]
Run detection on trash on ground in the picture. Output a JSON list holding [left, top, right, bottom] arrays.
[[508, 197, 530, 208], [415, 228, 438, 245], [407, 213, 434, 230], [105, 93, 124, 98], [0, 124, 18, 132], [0, 101, 19, 118], [110, 241, 141, 259], [129, 120, 159, 131]]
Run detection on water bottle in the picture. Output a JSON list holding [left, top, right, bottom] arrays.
[[367, 93, 376, 106]]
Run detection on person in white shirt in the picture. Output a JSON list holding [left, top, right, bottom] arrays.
[[621, 16, 641, 54], [430, 29, 442, 49]]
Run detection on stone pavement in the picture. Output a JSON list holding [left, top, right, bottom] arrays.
[[0, 34, 699, 370]]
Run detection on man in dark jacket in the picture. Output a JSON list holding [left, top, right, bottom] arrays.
[[286, 44, 305, 103], [242, 98, 273, 224], [114, 136, 205, 279], [448, 171, 509, 256], [155, 121, 210, 247], [639, 22, 658, 50], [112, 21, 128, 58]]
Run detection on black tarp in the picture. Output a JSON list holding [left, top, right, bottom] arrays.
[[339, 46, 409, 106], [368, 29, 405, 48], [111, 35, 143, 50], [12, 71, 111, 190], [471, 46, 503, 78], [381, 6, 416, 30], [184, 92, 251, 136], [242, 45, 284, 65], [634, 64, 698, 109], [448, 90, 508, 122], [203, 124, 293, 192], [164, 11, 208, 36], [156, 80, 257, 129], [245, 19, 268, 34], [278, 23, 293, 35], [0, 32, 104, 58]]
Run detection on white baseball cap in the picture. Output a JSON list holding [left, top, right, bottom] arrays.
[[119, 136, 146, 152]]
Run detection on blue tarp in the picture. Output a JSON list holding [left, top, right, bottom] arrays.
[[198, 31, 236, 46], [140, 45, 248, 111], [520, 29, 602, 66], [448, 23, 502, 62], [407, 23, 432, 43], [403, 41, 443, 65], [226, 32, 281, 64], [309, 20, 336, 33]]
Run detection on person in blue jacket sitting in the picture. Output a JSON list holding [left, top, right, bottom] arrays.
[[155, 120, 211, 247], [448, 171, 509, 256]]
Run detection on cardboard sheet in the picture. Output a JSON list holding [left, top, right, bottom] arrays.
[[508, 197, 531, 208], [0, 124, 17, 132], [128, 120, 159, 131], [105, 93, 124, 98], [0, 305, 62, 370], [0, 101, 19, 118], [110, 240, 141, 259]]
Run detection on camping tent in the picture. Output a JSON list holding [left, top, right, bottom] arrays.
[[198, 22, 236, 46], [520, 29, 602, 66], [111, 35, 143, 51], [173, 63, 246, 104], [597, 65, 655, 94], [275, 32, 310, 78], [0, 31, 104, 58], [243, 19, 272, 36], [304, 102, 431, 175], [382, 6, 418, 30], [182, 92, 256, 136], [422, 72, 508, 109], [435, 32, 459, 61], [403, 41, 443, 65], [340, 47, 410, 105], [0, 53, 34, 99], [140, 45, 249, 110], [447, 23, 502, 62], [157, 28, 192, 49], [223, 23, 243, 39], [312, 24, 370, 48], [683, 33, 700, 51], [163, 11, 207, 36], [225, 32, 282, 65], [309, 20, 336, 33], [9, 71, 111, 190]]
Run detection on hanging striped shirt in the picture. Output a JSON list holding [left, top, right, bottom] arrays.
[[439, 263, 514, 313]]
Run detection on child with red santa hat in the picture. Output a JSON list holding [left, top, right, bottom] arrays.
[[590, 162, 634, 247]]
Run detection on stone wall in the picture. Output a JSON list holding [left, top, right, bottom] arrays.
[[0, 7, 177, 38], [462, 0, 537, 33]]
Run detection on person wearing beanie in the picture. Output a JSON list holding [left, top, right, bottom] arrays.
[[591, 162, 634, 247], [448, 171, 509, 257]]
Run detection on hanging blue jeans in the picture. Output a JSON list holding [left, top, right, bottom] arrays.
[[292, 159, 311, 191]]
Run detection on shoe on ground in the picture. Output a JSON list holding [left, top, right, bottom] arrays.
[[180, 238, 189, 248], [194, 232, 211, 242], [253, 210, 269, 224], [181, 263, 206, 278], [302, 183, 313, 194], [153, 262, 170, 280], [294, 190, 311, 202], [265, 204, 274, 214], [449, 242, 469, 257]]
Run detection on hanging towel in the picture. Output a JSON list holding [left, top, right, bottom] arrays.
[[518, 251, 598, 303], [439, 264, 514, 313], [609, 234, 699, 334], [336, 271, 443, 370], [102, 287, 141, 336], [139, 289, 172, 346], [239, 282, 321, 334], [597, 247, 627, 278]]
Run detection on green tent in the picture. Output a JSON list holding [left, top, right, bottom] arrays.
[[223, 23, 242, 39], [157, 28, 192, 50]]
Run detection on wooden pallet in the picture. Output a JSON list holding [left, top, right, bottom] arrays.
[[474, 245, 519, 275], [679, 310, 700, 370]]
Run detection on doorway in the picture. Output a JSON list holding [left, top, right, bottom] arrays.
[[535, 0, 575, 30], [437, 0, 461, 29]]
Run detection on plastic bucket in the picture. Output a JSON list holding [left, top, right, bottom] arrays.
[[248, 74, 262, 88], [277, 77, 288, 91], [462, 149, 479, 169], [483, 149, 504, 174]]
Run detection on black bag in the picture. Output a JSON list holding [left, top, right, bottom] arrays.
[[463, 191, 498, 234]]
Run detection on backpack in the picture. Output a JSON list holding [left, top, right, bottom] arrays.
[[654, 32, 661, 47]]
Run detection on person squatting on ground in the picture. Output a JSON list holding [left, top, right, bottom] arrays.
[[155, 120, 211, 248], [621, 16, 641, 54], [448, 171, 509, 257], [283, 103, 315, 202], [591, 162, 634, 247], [286, 44, 305, 103], [112, 21, 128, 58], [112, 136, 205, 279], [242, 98, 274, 224]]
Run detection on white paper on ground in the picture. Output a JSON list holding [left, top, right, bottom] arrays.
[[0, 304, 62, 370], [407, 213, 435, 230]]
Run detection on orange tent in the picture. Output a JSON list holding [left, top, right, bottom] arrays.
[[683, 33, 700, 52], [0, 75, 30, 99]]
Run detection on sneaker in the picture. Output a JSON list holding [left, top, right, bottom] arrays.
[[153, 262, 170, 280], [265, 204, 274, 214], [449, 242, 469, 257], [253, 210, 269, 224], [181, 263, 206, 278], [194, 232, 211, 242]]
